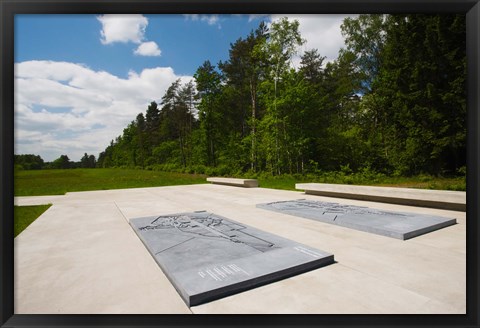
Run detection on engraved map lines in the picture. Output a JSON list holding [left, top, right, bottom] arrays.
[[266, 199, 406, 218], [139, 213, 277, 254]]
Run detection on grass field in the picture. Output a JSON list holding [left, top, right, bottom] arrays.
[[14, 168, 208, 196], [259, 174, 466, 192], [14, 204, 52, 237], [15, 168, 465, 196]]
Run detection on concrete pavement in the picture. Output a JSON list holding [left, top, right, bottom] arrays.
[[14, 184, 466, 314]]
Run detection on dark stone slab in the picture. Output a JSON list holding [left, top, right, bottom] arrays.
[[256, 199, 456, 240], [129, 211, 334, 306]]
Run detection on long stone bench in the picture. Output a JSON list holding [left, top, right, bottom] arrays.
[[295, 183, 466, 212], [207, 177, 259, 188]]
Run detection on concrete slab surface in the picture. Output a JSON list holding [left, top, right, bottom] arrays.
[[14, 184, 466, 314]]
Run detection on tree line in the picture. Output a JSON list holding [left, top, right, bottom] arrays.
[[15, 153, 96, 170], [18, 15, 466, 177]]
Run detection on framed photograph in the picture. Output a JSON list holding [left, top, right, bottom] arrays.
[[1, 0, 478, 327]]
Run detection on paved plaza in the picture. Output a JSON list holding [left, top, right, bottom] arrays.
[[14, 184, 466, 314]]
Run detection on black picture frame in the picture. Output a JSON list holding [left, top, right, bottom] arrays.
[[1, 1, 478, 327]]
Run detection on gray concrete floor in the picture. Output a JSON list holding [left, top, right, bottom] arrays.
[[14, 184, 466, 314]]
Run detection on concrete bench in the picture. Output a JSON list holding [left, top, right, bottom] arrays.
[[295, 183, 466, 212], [207, 177, 259, 188]]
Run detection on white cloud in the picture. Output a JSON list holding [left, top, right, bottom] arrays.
[[270, 14, 357, 65], [184, 14, 220, 26], [248, 14, 269, 22], [134, 41, 162, 56], [15, 60, 192, 161], [184, 14, 199, 21], [97, 14, 148, 44], [202, 15, 219, 25]]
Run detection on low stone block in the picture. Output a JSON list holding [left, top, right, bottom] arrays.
[[130, 211, 334, 306], [207, 177, 259, 187], [295, 183, 466, 211], [256, 199, 456, 240]]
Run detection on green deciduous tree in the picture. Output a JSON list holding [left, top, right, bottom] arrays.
[[80, 153, 96, 168], [194, 60, 223, 167], [14, 154, 45, 170], [52, 155, 71, 169], [257, 17, 305, 174]]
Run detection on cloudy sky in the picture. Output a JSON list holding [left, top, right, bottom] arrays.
[[15, 14, 353, 162]]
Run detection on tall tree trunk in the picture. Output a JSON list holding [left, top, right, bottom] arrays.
[[274, 74, 281, 175], [179, 136, 186, 168], [210, 138, 216, 167], [250, 79, 257, 172]]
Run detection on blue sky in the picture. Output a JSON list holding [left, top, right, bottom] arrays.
[[16, 14, 268, 77], [15, 14, 351, 161]]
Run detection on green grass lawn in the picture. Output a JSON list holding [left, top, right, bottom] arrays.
[[15, 168, 465, 196], [15, 168, 208, 196], [259, 174, 466, 192], [14, 204, 52, 237]]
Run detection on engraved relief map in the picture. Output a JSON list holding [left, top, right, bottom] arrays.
[[257, 199, 456, 240], [138, 212, 277, 254], [129, 211, 334, 306]]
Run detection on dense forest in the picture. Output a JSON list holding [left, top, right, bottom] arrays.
[[18, 14, 466, 178]]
